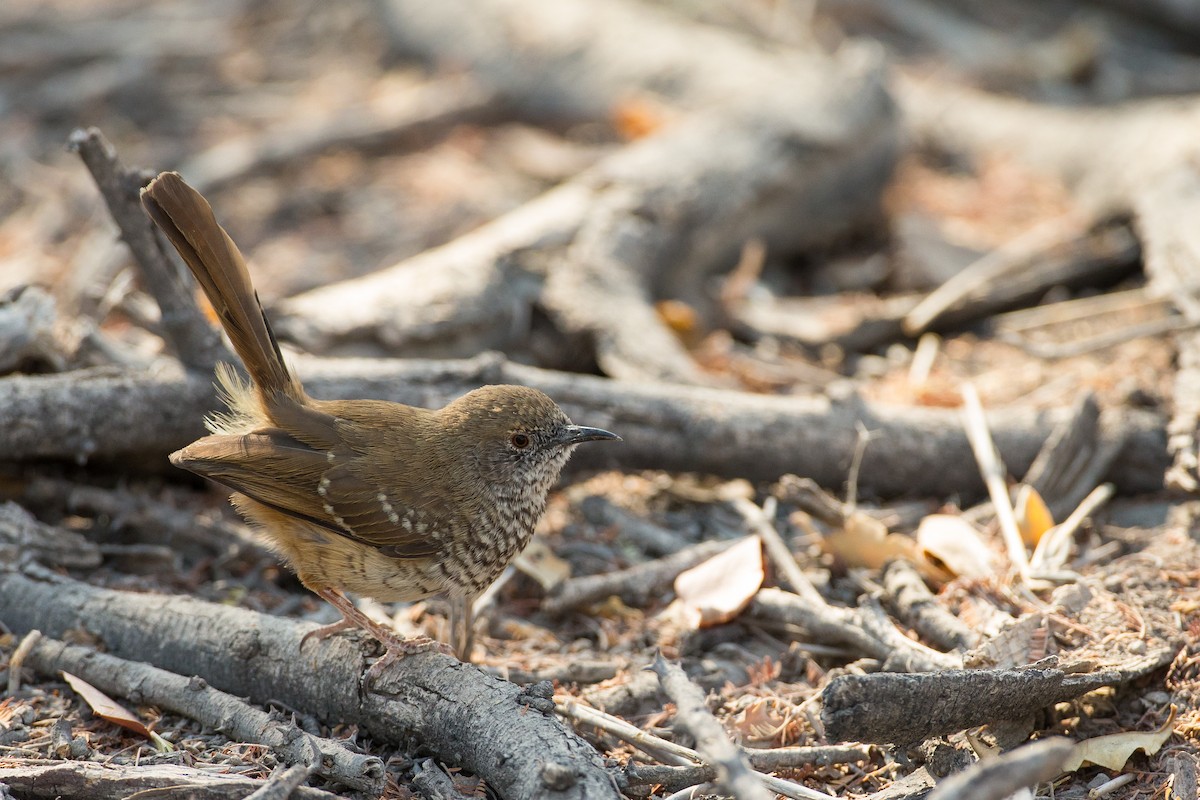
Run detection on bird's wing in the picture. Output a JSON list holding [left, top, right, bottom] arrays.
[[171, 428, 442, 559]]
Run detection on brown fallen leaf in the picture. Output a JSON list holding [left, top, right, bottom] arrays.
[[62, 671, 173, 752], [823, 511, 920, 571], [1015, 485, 1054, 547], [1061, 706, 1176, 772], [673, 535, 764, 629], [916, 514, 999, 580], [515, 537, 571, 592]]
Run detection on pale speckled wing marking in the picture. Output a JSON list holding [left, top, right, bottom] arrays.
[[172, 427, 440, 559]]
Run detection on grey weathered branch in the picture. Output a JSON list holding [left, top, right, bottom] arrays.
[[68, 127, 229, 371], [0, 354, 1168, 499], [19, 634, 384, 794], [651, 656, 772, 800], [0, 566, 618, 800], [0, 762, 340, 800], [924, 738, 1075, 800], [821, 645, 1177, 744]]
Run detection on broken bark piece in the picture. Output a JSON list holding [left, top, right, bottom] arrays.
[[0, 566, 619, 800], [881, 560, 979, 652], [0, 354, 1169, 498], [924, 738, 1075, 800], [821, 656, 1169, 745]]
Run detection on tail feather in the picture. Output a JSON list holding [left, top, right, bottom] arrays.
[[141, 171, 301, 404]]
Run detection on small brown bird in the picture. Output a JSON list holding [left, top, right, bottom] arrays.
[[141, 171, 618, 668]]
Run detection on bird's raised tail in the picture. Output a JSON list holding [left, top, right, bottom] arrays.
[[141, 171, 302, 406]]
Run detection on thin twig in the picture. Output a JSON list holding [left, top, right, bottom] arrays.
[[7, 629, 41, 695], [903, 213, 1086, 335], [651, 656, 773, 800], [845, 422, 875, 513], [653, 657, 839, 800], [67, 127, 228, 371], [960, 383, 1031, 583], [1030, 483, 1114, 575], [733, 497, 825, 607], [555, 694, 701, 767]]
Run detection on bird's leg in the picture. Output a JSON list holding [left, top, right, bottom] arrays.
[[302, 588, 451, 679], [449, 592, 478, 661]]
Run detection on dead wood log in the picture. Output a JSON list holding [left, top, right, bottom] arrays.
[[0, 762, 341, 800], [270, 0, 898, 383], [821, 651, 1174, 745], [923, 738, 1075, 800], [0, 566, 619, 800], [0, 354, 1168, 498]]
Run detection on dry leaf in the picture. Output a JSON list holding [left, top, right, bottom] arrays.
[[674, 535, 764, 629], [611, 97, 670, 139], [62, 671, 173, 752], [822, 512, 917, 570], [1061, 706, 1176, 772], [1015, 485, 1054, 547], [514, 537, 571, 591], [916, 514, 999, 580]]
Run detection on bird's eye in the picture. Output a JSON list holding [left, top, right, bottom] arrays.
[[510, 433, 531, 449]]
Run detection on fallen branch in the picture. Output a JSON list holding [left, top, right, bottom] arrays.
[[924, 738, 1074, 800], [541, 539, 733, 616], [20, 633, 384, 794], [651, 656, 773, 800], [0, 762, 340, 800], [270, 0, 898, 383], [0, 354, 1168, 499], [68, 127, 228, 371], [821, 646, 1177, 744], [178, 76, 504, 194], [748, 589, 960, 673], [880, 560, 979, 652], [0, 566, 618, 800]]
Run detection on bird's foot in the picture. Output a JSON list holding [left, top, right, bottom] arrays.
[[299, 617, 356, 649], [365, 635, 454, 682]]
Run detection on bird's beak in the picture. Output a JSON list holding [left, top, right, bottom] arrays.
[[556, 425, 621, 446]]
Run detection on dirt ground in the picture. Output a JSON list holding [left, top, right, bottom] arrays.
[[2, 0, 1200, 798]]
